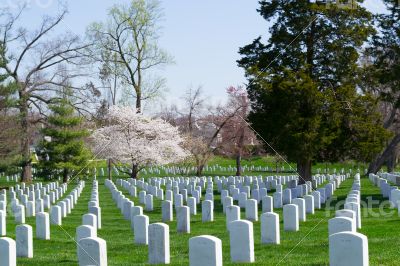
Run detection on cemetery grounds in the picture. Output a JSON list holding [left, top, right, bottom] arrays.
[[0, 157, 399, 265]]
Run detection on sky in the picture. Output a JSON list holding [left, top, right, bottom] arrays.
[[1, 0, 388, 111]]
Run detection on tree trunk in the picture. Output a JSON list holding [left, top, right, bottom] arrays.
[[131, 163, 139, 179], [368, 134, 400, 174], [196, 164, 204, 176], [135, 95, 141, 113], [108, 159, 112, 180], [385, 147, 398, 173], [21, 165, 32, 183], [235, 153, 242, 176], [63, 168, 69, 183], [297, 159, 312, 184], [235, 127, 245, 176], [20, 96, 32, 183]]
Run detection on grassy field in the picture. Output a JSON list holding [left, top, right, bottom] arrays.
[[1, 161, 398, 265]]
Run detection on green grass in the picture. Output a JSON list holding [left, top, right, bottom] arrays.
[[1, 168, 399, 265]]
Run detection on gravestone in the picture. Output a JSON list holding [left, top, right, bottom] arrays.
[[0, 211, 5, 236], [35, 199, 44, 214], [177, 206, 190, 233], [76, 225, 97, 242], [261, 212, 280, 244], [162, 201, 173, 222], [344, 202, 361, 229], [223, 196, 233, 214], [123, 201, 134, 220], [88, 206, 102, 229], [175, 194, 183, 210], [145, 194, 154, 211], [202, 200, 213, 222], [14, 205, 25, 224], [312, 191, 321, 209], [77, 237, 107, 266], [262, 196, 273, 213], [329, 231, 368, 266], [245, 199, 258, 221], [16, 224, 33, 258], [57, 201, 66, 218], [238, 192, 247, 208], [229, 220, 254, 263], [335, 209, 356, 230], [36, 212, 50, 240], [130, 206, 143, 230], [283, 204, 299, 231], [304, 195, 315, 214], [292, 198, 306, 222], [328, 217, 355, 236], [82, 214, 97, 231], [273, 192, 283, 208], [50, 206, 62, 225], [148, 223, 170, 264], [134, 215, 149, 245], [189, 235, 222, 266], [283, 189, 292, 205], [188, 197, 197, 215], [0, 237, 16, 266], [226, 205, 240, 228]]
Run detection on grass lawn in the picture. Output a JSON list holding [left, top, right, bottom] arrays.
[[1, 166, 399, 265]]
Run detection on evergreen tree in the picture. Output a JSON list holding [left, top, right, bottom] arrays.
[[238, 0, 388, 181], [363, 1, 400, 173], [37, 98, 91, 183]]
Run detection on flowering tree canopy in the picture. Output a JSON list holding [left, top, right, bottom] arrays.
[[92, 106, 188, 178]]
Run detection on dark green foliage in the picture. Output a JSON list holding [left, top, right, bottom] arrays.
[[37, 99, 91, 182], [364, 0, 400, 102], [246, 69, 329, 163], [360, 1, 400, 173], [238, 0, 389, 179]]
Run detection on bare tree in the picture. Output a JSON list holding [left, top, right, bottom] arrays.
[[218, 86, 258, 176], [87, 0, 172, 113], [157, 103, 179, 126], [178, 86, 245, 175], [181, 86, 205, 134], [0, 7, 90, 182]]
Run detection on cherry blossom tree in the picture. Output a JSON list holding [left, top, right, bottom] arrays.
[[91, 106, 188, 178]]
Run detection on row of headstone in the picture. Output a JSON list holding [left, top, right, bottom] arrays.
[[7, 181, 64, 224], [107, 163, 359, 178], [329, 175, 361, 236], [377, 172, 400, 186], [0, 179, 84, 264], [4, 174, 19, 183], [110, 178, 258, 265], [370, 173, 400, 209], [115, 173, 346, 239], [111, 171, 348, 263], [103, 179, 171, 264], [2, 182, 61, 227], [77, 181, 105, 266], [116, 176, 214, 236], [329, 174, 369, 266], [0, 223, 34, 265], [50, 181, 85, 226], [0, 181, 87, 265]]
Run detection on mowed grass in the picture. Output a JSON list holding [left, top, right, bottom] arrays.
[[1, 172, 400, 265]]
